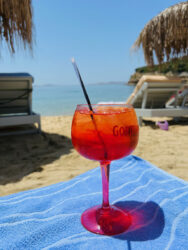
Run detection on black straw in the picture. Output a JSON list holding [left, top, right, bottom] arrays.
[[71, 58, 94, 113], [71, 58, 107, 159]]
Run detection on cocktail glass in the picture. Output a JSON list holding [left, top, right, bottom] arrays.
[[71, 104, 139, 235]]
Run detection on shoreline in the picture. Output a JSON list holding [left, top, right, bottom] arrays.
[[0, 115, 188, 197]]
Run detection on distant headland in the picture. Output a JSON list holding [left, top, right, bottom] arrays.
[[90, 81, 127, 85], [128, 56, 188, 85]]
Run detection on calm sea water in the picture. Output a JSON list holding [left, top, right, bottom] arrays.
[[33, 83, 134, 116]]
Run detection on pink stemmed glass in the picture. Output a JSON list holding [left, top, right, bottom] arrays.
[[71, 104, 139, 235]]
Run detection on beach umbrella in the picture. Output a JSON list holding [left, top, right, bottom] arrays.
[[0, 0, 33, 54], [133, 2, 188, 65]]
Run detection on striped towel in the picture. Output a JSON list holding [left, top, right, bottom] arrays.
[[0, 156, 188, 249]]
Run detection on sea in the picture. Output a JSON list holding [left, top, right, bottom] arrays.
[[32, 83, 134, 116]]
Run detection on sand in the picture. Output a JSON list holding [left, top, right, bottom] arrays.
[[0, 116, 188, 197]]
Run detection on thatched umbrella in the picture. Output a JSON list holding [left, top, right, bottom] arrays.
[[133, 2, 188, 65], [0, 0, 33, 54]]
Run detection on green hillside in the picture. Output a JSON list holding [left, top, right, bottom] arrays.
[[135, 56, 188, 74]]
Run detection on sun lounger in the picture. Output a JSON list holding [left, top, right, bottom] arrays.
[[126, 75, 188, 125], [0, 73, 41, 135], [166, 86, 188, 108]]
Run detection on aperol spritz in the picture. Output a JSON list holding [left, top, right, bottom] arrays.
[[71, 104, 139, 235]]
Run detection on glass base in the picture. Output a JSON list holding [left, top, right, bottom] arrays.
[[81, 205, 131, 235]]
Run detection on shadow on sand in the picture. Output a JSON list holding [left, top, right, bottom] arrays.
[[114, 200, 165, 249], [0, 127, 73, 185]]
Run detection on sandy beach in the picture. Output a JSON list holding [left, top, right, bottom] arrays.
[[0, 115, 188, 197]]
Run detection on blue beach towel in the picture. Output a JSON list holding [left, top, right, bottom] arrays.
[[0, 155, 188, 249]]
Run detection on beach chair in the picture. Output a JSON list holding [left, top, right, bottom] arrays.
[[166, 86, 188, 108], [0, 73, 41, 135], [126, 75, 188, 125]]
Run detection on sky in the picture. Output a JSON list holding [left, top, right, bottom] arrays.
[[0, 0, 181, 85]]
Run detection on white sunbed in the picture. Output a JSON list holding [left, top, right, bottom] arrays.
[[0, 73, 41, 135], [127, 75, 188, 125], [98, 75, 188, 126]]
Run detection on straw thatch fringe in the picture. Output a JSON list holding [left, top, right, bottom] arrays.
[[133, 2, 188, 65], [0, 0, 33, 54]]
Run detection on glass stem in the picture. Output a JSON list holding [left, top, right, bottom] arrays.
[[100, 161, 110, 209]]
